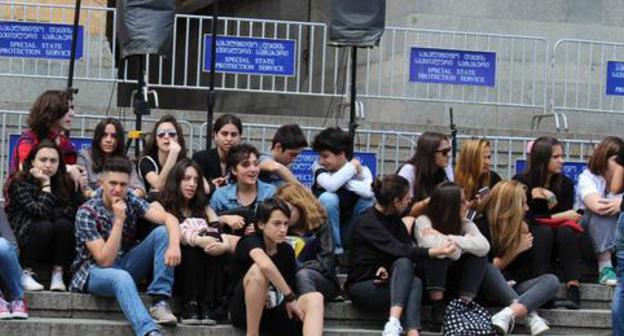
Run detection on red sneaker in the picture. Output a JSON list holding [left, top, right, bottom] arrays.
[[10, 299, 28, 319], [0, 296, 10, 319]]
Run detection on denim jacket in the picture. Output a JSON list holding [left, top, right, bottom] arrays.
[[209, 180, 277, 212]]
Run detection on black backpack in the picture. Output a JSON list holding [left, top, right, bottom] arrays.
[[442, 298, 497, 336]]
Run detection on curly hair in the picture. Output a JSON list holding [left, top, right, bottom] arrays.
[[27, 90, 72, 139], [275, 183, 327, 232]]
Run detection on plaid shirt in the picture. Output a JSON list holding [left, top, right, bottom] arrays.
[[9, 129, 77, 176], [69, 189, 149, 292]]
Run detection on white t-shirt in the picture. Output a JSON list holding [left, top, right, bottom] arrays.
[[576, 168, 620, 209], [397, 163, 454, 198]]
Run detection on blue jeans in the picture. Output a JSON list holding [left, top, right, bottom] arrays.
[[613, 213, 624, 335], [86, 226, 173, 336], [318, 192, 374, 255], [0, 237, 23, 300]]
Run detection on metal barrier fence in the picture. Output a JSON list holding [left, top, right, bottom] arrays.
[[0, 2, 551, 113], [0, 1, 116, 82], [356, 27, 549, 111], [552, 38, 624, 115], [0, 109, 600, 197]]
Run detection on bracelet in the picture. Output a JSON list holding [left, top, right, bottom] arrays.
[[41, 184, 51, 188]]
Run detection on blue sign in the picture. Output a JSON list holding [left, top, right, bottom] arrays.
[[0, 21, 83, 60], [291, 150, 377, 188], [409, 47, 496, 87], [606, 61, 624, 95], [8, 134, 91, 166], [203, 35, 296, 76], [515, 159, 587, 186]]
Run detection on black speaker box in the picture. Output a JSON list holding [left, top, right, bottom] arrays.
[[329, 0, 386, 47], [117, 0, 176, 59]]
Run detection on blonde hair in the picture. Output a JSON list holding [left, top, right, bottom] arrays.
[[455, 139, 491, 200], [275, 183, 327, 231], [484, 180, 526, 258]]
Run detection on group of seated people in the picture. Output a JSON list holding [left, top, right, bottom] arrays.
[[0, 89, 622, 336]]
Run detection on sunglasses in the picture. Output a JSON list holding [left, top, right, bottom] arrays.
[[156, 129, 177, 138]]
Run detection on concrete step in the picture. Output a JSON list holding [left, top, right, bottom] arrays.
[[0, 316, 611, 336], [22, 290, 613, 333]]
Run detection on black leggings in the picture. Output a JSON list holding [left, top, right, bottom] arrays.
[[423, 254, 487, 299], [530, 224, 581, 282], [21, 218, 75, 269], [177, 245, 226, 305]]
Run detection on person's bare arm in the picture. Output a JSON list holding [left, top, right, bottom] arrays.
[[85, 198, 126, 267], [143, 202, 182, 266]]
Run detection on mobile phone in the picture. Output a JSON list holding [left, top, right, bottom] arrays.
[[477, 186, 490, 198]]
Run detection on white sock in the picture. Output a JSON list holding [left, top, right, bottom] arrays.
[[599, 259, 613, 272], [388, 316, 400, 325]]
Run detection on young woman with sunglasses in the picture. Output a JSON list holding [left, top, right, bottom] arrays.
[[398, 132, 453, 217], [139, 115, 187, 198]]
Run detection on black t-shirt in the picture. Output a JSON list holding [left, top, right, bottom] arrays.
[[138, 155, 161, 194], [512, 173, 574, 219], [193, 148, 225, 182], [231, 234, 296, 289], [489, 171, 503, 189]]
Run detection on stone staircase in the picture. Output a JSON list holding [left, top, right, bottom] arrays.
[[0, 280, 614, 336]]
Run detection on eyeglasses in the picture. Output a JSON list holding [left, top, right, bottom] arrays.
[[156, 129, 177, 138], [436, 147, 451, 155]]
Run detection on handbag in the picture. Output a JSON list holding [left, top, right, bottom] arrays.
[[442, 298, 496, 336]]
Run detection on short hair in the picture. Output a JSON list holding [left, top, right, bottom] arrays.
[[227, 143, 260, 173], [102, 156, 132, 175], [272, 124, 308, 150], [312, 127, 352, 158], [256, 198, 291, 226]]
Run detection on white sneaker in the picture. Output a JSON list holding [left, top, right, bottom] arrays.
[[21, 270, 44, 291], [491, 307, 514, 335], [526, 311, 549, 336], [382, 317, 403, 336], [50, 267, 66, 292]]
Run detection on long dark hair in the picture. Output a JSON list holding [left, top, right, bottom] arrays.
[[143, 115, 187, 161], [523, 136, 563, 192], [372, 175, 410, 215], [158, 159, 208, 222], [91, 118, 126, 174], [27, 90, 72, 139], [425, 182, 463, 235], [11, 140, 72, 203], [405, 132, 448, 201]]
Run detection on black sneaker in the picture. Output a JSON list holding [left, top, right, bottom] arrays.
[[180, 301, 201, 325], [199, 304, 217, 325], [429, 300, 445, 332], [552, 285, 580, 310], [566, 285, 580, 310]]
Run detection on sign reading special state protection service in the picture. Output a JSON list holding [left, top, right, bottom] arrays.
[[409, 47, 496, 87], [606, 61, 624, 95], [0, 21, 83, 60], [203, 35, 296, 76]]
